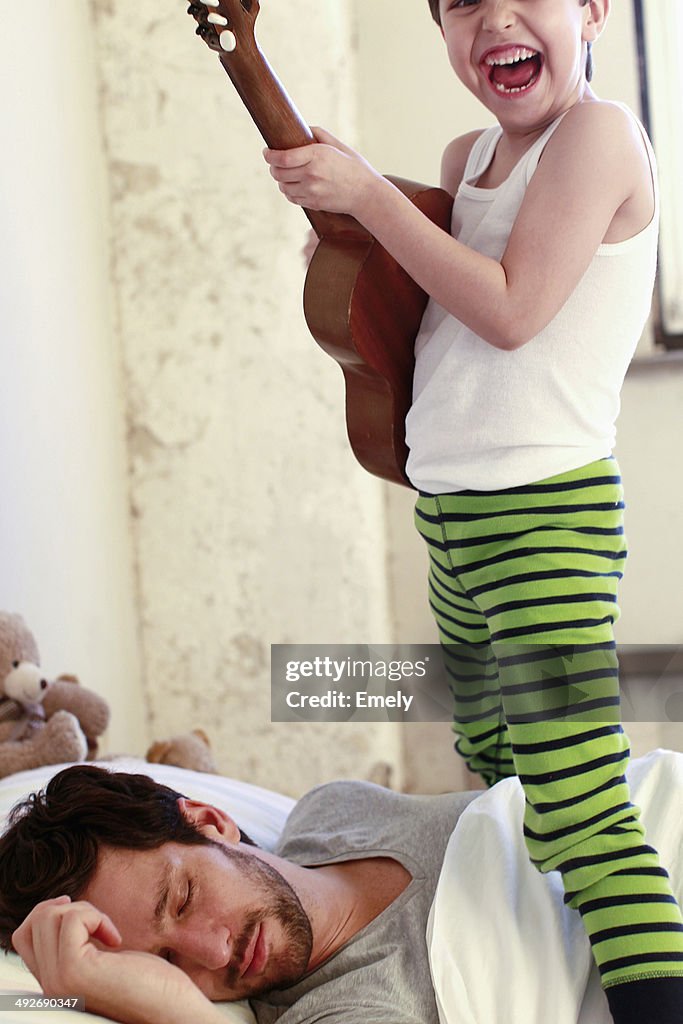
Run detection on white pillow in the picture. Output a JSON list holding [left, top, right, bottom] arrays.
[[0, 759, 295, 1024], [428, 749, 683, 1024]]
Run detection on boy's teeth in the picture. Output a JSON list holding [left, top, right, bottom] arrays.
[[485, 47, 538, 67]]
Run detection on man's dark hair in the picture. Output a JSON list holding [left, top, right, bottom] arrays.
[[427, 0, 594, 82], [0, 765, 254, 953]]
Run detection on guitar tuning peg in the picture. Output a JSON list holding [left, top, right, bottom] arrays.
[[219, 30, 237, 51]]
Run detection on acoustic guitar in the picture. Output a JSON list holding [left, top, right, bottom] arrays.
[[187, 0, 453, 487]]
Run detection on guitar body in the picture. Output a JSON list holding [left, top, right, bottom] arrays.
[[304, 179, 453, 487], [187, 0, 453, 487]]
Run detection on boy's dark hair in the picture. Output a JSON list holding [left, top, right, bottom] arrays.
[[427, 0, 441, 22], [0, 765, 255, 952], [427, 0, 594, 82]]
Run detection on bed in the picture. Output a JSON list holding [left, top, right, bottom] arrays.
[[1, 751, 682, 1024]]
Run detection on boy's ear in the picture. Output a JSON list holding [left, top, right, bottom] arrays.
[[583, 0, 610, 43], [176, 798, 242, 843]]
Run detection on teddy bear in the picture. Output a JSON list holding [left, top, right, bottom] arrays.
[[146, 728, 218, 774], [0, 611, 110, 780]]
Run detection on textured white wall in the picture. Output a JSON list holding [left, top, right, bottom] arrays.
[[5, 1, 679, 796], [0, 1, 144, 754], [88, 0, 402, 795]]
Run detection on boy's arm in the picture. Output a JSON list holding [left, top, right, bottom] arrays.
[[264, 103, 653, 351], [299, 129, 482, 268]]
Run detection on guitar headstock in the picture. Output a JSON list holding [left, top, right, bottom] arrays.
[[186, 0, 259, 55]]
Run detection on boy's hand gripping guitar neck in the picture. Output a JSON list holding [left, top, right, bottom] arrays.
[[187, 0, 453, 487]]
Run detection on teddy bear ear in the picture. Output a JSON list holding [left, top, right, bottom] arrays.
[[192, 728, 211, 746], [146, 740, 171, 763]]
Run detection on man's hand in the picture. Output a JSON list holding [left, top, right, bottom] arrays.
[[264, 127, 386, 220], [12, 897, 224, 1024]]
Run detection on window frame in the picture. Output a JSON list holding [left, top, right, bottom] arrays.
[[633, 0, 683, 351]]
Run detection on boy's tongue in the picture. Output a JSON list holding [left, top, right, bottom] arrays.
[[491, 56, 539, 90]]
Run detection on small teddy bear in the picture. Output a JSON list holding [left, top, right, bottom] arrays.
[[0, 612, 111, 780], [146, 728, 218, 774]]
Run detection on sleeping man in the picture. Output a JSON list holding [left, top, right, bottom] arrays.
[[0, 765, 476, 1024], [1, 756, 681, 1024]]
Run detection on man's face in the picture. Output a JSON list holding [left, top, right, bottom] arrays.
[[82, 838, 313, 1001]]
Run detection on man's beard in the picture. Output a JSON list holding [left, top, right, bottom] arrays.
[[216, 845, 313, 997]]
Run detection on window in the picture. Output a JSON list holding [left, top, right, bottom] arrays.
[[634, 0, 683, 349]]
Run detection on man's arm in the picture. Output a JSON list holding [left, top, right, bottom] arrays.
[[264, 103, 651, 351], [12, 897, 227, 1024]]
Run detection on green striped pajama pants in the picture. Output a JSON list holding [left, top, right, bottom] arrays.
[[414, 457, 683, 1021]]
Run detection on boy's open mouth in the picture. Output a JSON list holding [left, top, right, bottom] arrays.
[[482, 46, 543, 96]]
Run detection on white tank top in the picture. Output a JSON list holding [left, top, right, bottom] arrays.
[[405, 105, 659, 494]]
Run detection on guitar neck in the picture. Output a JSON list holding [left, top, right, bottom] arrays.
[[219, 44, 365, 240]]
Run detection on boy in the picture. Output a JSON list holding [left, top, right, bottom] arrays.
[[263, 2, 683, 1022]]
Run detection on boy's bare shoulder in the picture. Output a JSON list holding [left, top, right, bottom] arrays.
[[541, 99, 655, 240], [550, 99, 649, 169], [440, 130, 487, 196]]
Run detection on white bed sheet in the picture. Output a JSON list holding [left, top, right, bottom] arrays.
[[0, 759, 295, 1024]]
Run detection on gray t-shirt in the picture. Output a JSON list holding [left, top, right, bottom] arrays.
[[250, 780, 479, 1024]]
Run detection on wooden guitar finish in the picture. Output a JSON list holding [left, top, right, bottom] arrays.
[[187, 0, 453, 486]]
